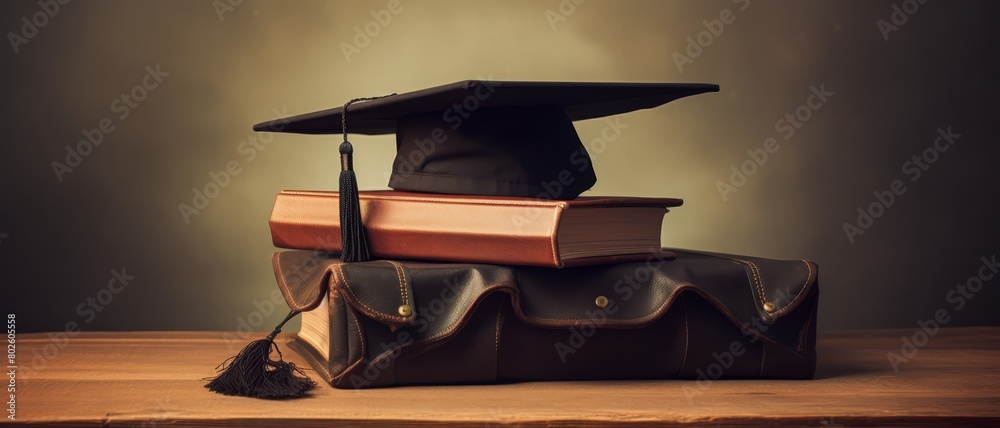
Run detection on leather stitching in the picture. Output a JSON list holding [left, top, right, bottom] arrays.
[[332, 304, 368, 384], [737, 258, 770, 313], [770, 261, 814, 317], [495, 296, 505, 354], [347, 305, 366, 360], [364, 284, 801, 369], [424, 285, 512, 342], [276, 269, 306, 312], [336, 263, 409, 323], [494, 295, 506, 381], [341, 283, 405, 322], [274, 255, 329, 312], [335, 264, 381, 315], [387, 260, 408, 306], [520, 292, 677, 323], [497, 283, 690, 324], [675, 251, 814, 320], [731, 258, 816, 319]]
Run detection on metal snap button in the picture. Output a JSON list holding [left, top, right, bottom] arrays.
[[595, 295, 609, 308], [398, 305, 412, 317]]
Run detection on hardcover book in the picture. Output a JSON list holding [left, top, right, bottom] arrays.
[[269, 190, 682, 268]]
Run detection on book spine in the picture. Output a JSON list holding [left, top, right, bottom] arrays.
[[269, 193, 563, 267]]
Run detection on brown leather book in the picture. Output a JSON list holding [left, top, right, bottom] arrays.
[[270, 190, 682, 268]]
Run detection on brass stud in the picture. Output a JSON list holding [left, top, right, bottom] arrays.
[[595, 295, 609, 308], [763, 302, 776, 312], [398, 305, 412, 317]]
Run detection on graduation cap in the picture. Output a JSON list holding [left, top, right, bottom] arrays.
[[205, 80, 718, 399], [254, 81, 719, 200]]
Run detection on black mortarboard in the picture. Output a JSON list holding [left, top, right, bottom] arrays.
[[254, 81, 719, 199]]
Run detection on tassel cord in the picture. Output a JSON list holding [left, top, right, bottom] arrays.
[[338, 94, 396, 263], [266, 309, 299, 341]]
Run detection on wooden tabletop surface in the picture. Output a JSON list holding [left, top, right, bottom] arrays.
[[8, 327, 1000, 426]]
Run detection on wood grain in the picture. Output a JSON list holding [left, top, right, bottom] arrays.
[[8, 327, 1000, 426]]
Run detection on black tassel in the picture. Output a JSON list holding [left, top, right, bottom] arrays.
[[337, 94, 394, 263], [205, 311, 316, 399], [339, 141, 370, 263]]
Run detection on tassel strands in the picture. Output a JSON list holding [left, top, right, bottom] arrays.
[[338, 140, 369, 263], [204, 311, 316, 398]]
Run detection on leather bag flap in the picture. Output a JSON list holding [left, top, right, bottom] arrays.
[[273, 250, 818, 347]]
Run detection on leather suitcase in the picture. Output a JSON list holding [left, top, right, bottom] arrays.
[[273, 249, 819, 388]]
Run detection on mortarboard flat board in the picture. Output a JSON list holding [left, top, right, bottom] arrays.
[[254, 80, 719, 199]]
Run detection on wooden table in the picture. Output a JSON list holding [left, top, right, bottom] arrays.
[[9, 327, 1000, 426]]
